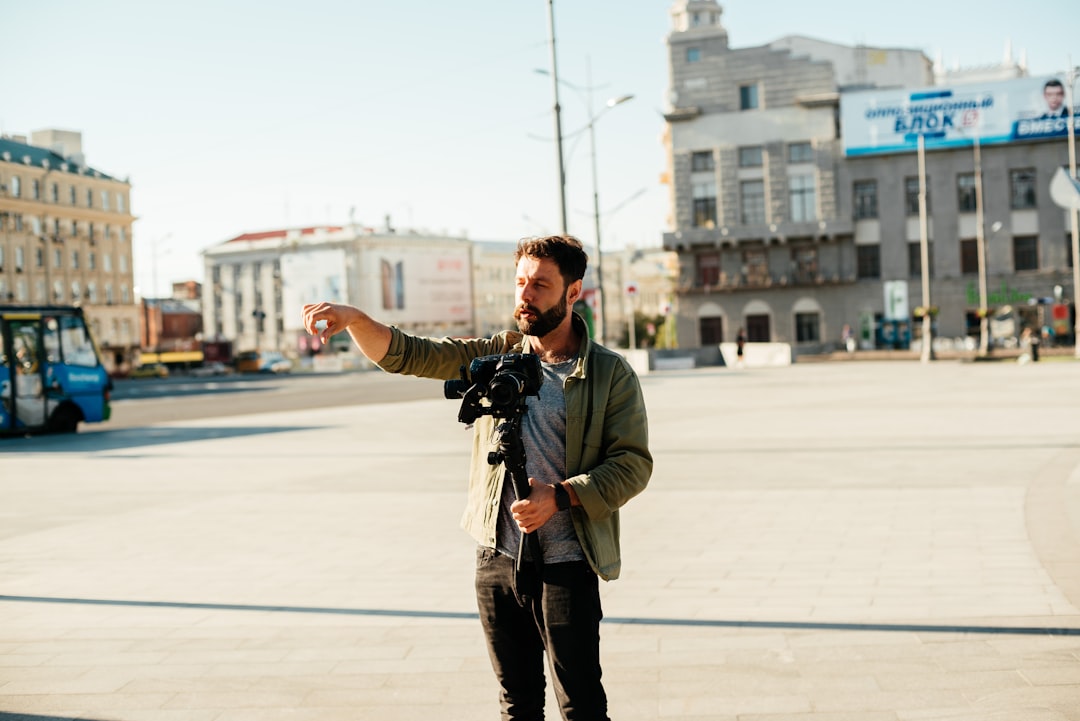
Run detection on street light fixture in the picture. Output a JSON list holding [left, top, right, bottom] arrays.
[[535, 66, 634, 343]]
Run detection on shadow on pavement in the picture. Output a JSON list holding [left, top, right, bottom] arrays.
[[3, 594, 1078, 637], [0, 425, 326, 454]]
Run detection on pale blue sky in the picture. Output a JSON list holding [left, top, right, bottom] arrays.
[[4, 0, 1077, 295]]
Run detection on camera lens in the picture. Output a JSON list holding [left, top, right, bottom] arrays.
[[487, 373, 524, 407]]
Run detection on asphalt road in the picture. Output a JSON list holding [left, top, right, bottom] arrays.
[[101, 371, 446, 430]]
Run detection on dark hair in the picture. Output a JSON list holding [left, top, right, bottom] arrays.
[[514, 235, 588, 285], [1045, 79, 1064, 91]]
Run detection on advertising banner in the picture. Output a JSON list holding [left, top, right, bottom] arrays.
[[841, 75, 1077, 156], [280, 249, 348, 331], [359, 245, 472, 325]]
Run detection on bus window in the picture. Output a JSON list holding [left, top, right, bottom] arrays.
[[57, 314, 98, 367], [44, 316, 61, 363]]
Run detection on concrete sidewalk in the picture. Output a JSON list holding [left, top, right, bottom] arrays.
[[2, 360, 1080, 720]]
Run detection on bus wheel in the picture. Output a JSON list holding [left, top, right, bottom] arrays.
[[49, 405, 82, 434]]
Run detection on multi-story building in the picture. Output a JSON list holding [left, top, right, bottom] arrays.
[[662, 0, 1076, 353], [202, 225, 476, 357], [0, 130, 140, 372]]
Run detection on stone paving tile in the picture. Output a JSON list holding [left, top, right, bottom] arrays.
[[3, 361, 1080, 720]]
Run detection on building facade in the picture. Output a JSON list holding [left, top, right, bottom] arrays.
[[202, 225, 479, 358], [0, 131, 141, 372], [661, 1, 1076, 353]]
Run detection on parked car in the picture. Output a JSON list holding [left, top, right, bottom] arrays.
[[189, 361, 230, 377], [236, 351, 292, 374], [129, 363, 169, 379]]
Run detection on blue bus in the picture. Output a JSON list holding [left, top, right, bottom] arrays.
[[0, 306, 112, 434]]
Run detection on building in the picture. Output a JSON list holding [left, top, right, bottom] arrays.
[[202, 224, 476, 358], [0, 130, 141, 372], [661, 0, 1076, 354]]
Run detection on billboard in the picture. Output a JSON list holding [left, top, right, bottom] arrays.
[[841, 75, 1077, 156], [280, 249, 348, 332], [359, 245, 472, 325]]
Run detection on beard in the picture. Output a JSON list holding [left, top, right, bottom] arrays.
[[514, 293, 569, 338]]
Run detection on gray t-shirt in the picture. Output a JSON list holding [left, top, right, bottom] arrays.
[[495, 356, 586, 563]]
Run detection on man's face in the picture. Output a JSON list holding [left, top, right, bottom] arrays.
[[513, 255, 578, 338], [1045, 84, 1065, 112]]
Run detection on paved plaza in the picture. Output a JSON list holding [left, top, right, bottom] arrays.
[[2, 359, 1080, 720]]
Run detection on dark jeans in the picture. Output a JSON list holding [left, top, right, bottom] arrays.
[[475, 547, 609, 721]]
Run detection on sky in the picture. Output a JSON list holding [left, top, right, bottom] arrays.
[[4, 0, 1079, 296]]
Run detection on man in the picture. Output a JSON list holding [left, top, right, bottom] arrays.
[[302, 235, 652, 720], [1041, 78, 1070, 119]]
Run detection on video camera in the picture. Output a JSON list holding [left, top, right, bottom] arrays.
[[444, 353, 543, 425]]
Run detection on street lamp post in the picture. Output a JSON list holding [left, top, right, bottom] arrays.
[[917, 134, 934, 363], [545, 0, 568, 234], [1066, 60, 1080, 358], [973, 135, 990, 357], [536, 65, 632, 343]]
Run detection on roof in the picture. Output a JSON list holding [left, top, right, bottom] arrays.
[[226, 226, 345, 243], [0, 136, 119, 182]]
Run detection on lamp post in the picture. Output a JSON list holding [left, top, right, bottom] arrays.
[[917, 134, 934, 363], [1066, 59, 1080, 358], [535, 65, 633, 343], [973, 134, 990, 357], [545, 0, 568, 234]]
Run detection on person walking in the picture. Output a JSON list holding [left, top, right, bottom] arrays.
[[302, 234, 653, 721], [736, 326, 747, 367]]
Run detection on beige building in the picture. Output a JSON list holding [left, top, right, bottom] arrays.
[[0, 130, 140, 371]]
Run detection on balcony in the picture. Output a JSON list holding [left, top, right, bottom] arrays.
[[680, 269, 857, 294]]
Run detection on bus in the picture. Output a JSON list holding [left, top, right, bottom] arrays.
[[0, 305, 112, 434]]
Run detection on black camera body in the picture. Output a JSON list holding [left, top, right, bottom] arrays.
[[445, 353, 543, 425]]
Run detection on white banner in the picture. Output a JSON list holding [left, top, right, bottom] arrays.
[[841, 75, 1077, 156]]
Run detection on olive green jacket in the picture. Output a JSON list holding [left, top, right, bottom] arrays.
[[376, 314, 652, 580]]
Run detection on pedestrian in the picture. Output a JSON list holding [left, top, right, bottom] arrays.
[[302, 234, 653, 721], [842, 323, 855, 353], [736, 326, 747, 367]]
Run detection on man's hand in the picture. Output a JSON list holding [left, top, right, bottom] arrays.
[[511, 478, 558, 534], [302, 302, 362, 344], [300, 302, 391, 361]]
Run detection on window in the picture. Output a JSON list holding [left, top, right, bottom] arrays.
[[69, 185, 76, 204], [1010, 169, 1037, 209], [699, 316, 723, 345], [905, 177, 930, 215], [1013, 236, 1038, 271], [15, 247, 25, 272], [53, 249, 62, 269], [117, 193, 125, 213], [742, 248, 769, 285], [11, 176, 20, 198], [690, 150, 714, 172], [795, 312, 821, 343], [692, 180, 717, 228], [788, 174, 817, 222], [50, 182, 58, 202], [791, 245, 818, 282], [957, 173, 977, 212], [71, 250, 79, 270], [86, 188, 93, 207], [1069, 234, 1074, 269], [738, 146, 763, 167], [101, 190, 110, 211], [856, 245, 880, 279], [686, 47, 701, 63], [739, 83, 759, 110], [908, 242, 935, 277], [960, 239, 979, 275], [32, 179, 40, 200], [740, 180, 766, 224], [788, 142, 813, 164], [104, 254, 112, 273], [696, 252, 720, 286], [88, 252, 96, 270], [853, 180, 878, 219]]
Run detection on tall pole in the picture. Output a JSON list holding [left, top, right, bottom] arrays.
[[585, 60, 606, 343], [1067, 58, 1080, 358], [974, 135, 990, 357], [546, 0, 568, 234], [918, 134, 934, 363]]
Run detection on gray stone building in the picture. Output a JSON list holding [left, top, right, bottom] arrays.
[[661, 0, 1076, 354]]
